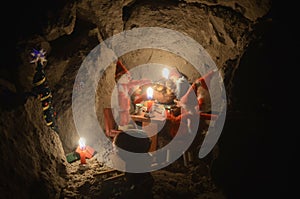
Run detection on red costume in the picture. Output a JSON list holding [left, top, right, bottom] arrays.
[[167, 70, 218, 137], [179, 69, 216, 111], [115, 60, 151, 126]]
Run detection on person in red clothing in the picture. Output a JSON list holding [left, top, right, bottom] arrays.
[[114, 60, 152, 127], [166, 69, 219, 138], [164, 69, 219, 165], [114, 60, 131, 126], [176, 69, 217, 113]]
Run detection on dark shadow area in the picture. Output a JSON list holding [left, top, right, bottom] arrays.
[[211, 4, 290, 199]]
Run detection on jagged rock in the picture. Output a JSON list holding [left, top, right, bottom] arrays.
[[4, 0, 276, 198]]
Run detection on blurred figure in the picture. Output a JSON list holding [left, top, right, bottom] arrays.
[[166, 69, 219, 138], [113, 130, 154, 199], [114, 60, 151, 129]]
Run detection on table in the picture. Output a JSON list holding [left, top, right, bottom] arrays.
[[130, 111, 166, 152]]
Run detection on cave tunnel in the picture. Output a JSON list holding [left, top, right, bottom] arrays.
[[1, 0, 288, 198]]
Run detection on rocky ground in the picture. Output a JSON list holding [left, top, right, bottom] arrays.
[[61, 154, 225, 199]]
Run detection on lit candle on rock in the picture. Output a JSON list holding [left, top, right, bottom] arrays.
[[146, 87, 154, 112], [78, 137, 86, 164]]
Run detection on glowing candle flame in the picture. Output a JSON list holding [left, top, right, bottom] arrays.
[[79, 137, 86, 150], [147, 87, 153, 100], [162, 68, 170, 79]]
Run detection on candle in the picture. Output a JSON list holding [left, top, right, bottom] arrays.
[[78, 137, 87, 164], [79, 149, 86, 164], [146, 87, 154, 112], [146, 100, 154, 112]]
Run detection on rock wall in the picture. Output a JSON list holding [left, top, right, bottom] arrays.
[[13, 0, 272, 153], [0, 98, 67, 198], [1, 0, 274, 198]]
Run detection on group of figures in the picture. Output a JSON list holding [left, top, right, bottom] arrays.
[[113, 60, 218, 135], [110, 60, 220, 199]]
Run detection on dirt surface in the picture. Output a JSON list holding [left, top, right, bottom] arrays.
[[61, 154, 224, 199]]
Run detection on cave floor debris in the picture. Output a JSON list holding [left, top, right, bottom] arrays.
[[60, 155, 225, 199]]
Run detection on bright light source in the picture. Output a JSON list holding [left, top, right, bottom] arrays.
[[162, 68, 170, 79], [79, 137, 86, 150], [147, 87, 153, 100]]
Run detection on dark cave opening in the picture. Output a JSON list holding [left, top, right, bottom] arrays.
[[211, 10, 286, 198]]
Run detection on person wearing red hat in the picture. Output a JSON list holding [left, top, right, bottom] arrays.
[[166, 69, 219, 138], [195, 69, 216, 113], [114, 60, 152, 128], [176, 69, 217, 112], [114, 60, 131, 127], [163, 69, 219, 166], [115, 60, 130, 82]]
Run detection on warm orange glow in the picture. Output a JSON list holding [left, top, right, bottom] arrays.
[[146, 87, 154, 112], [146, 100, 154, 112], [78, 137, 87, 164]]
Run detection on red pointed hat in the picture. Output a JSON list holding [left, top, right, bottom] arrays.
[[115, 60, 129, 80], [195, 70, 217, 90], [178, 83, 198, 110]]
